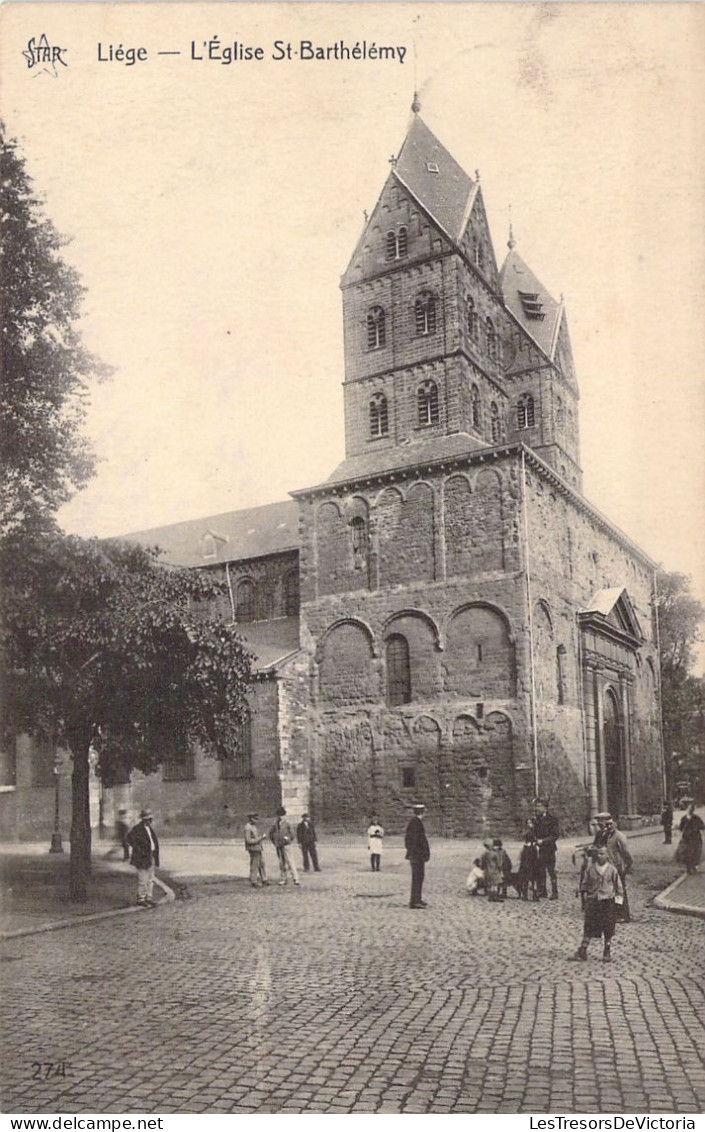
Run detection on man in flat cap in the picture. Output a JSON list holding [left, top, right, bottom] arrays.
[[244, 811, 268, 888], [405, 802, 430, 909], [533, 797, 560, 900], [125, 808, 160, 908], [592, 812, 633, 921]]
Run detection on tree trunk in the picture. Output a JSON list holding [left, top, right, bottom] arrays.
[[69, 737, 92, 902]]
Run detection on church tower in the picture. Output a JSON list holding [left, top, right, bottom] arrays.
[[337, 108, 582, 491]]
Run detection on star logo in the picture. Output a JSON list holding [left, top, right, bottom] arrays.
[[22, 34, 68, 77]]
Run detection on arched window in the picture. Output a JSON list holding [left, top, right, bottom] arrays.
[[490, 402, 501, 443], [283, 570, 299, 617], [350, 516, 368, 569], [486, 318, 498, 360], [417, 380, 440, 426], [415, 293, 437, 336], [517, 393, 535, 430], [470, 384, 481, 430], [467, 297, 479, 340], [369, 393, 389, 438], [556, 396, 564, 429], [236, 579, 256, 622], [367, 306, 386, 350], [386, 227, 408, 261], [475, 240, 485, 272], [386, 634, 411, 706]]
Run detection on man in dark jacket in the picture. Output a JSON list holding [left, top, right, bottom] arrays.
[[533, 798, 560, 899], [661, 801, 674, 845], [125, 808, 160, 907], [405, 802, 430, 909], [296, 813, 320, 872]]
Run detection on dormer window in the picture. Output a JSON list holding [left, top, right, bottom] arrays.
[[518, 290, 546, 321], [366, 306, 386, 349], [517, 393, 535, 430], [415, 292, 437, 336], [426, 162, 440, 174], [386, 226, 408, 261], [369, 392, 389, 438], [417, 380, 440, 427]]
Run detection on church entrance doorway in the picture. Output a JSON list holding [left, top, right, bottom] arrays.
[[603, 688, 625, 818]]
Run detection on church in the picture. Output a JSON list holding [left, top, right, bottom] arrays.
[[1, 108, 666, 840]]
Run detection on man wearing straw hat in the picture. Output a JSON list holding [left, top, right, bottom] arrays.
[[126, 808, 160, 908]]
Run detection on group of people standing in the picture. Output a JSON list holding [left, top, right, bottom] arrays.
[[243, 806, 321, 887], [116, 793, 702, 929]]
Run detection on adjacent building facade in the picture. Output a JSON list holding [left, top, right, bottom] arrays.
[[0, 111, 665, 841]]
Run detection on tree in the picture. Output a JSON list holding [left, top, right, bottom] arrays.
[[1, 528, 253, 900], [0, 123, 110, 534], [655, 571, 705, 800]]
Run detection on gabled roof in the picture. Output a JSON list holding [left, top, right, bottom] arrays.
[[123, 500, 299, 568], [499, 248, 563, 361], [581, 587, 644, 642], [393, 115, 477, 243]]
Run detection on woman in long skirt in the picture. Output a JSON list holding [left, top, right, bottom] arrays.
[[676, 801, 704, 874]]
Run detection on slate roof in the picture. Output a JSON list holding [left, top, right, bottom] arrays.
[[123, 499, 299, 568], [499, 249, 563, 360], [237, 619, 301, 675], [393, 116, 477, 243], [323, 432, 488, 489]]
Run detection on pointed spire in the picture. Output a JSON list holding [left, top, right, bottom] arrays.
[[411, 91, 421, 115], [508, 223, 516, 251]]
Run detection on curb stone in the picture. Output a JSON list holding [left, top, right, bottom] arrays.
[[0, 873, 175, 940]]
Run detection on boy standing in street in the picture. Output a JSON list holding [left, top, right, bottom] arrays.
[[573, 845, 624, 963]]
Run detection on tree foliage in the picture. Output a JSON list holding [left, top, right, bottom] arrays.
[[1, 528, 253, 899], [655, 570, 705, 800], [0, 123, 110, 534]]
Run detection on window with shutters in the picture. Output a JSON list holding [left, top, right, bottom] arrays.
[[414, 293, 436, 336], [366, 306, 386, 350], [386, 227, 408, 261], [417, 380, 440, 427], [517, 393, 535, 430], [369, 393, 389, 438]]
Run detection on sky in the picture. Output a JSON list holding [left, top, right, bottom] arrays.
[[2, 3, 705, 663]]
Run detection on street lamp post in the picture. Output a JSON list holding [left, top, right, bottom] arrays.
[[49, 753, 64, 854]]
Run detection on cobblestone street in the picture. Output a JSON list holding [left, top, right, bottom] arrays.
[[2, 834, 703, 1114]]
